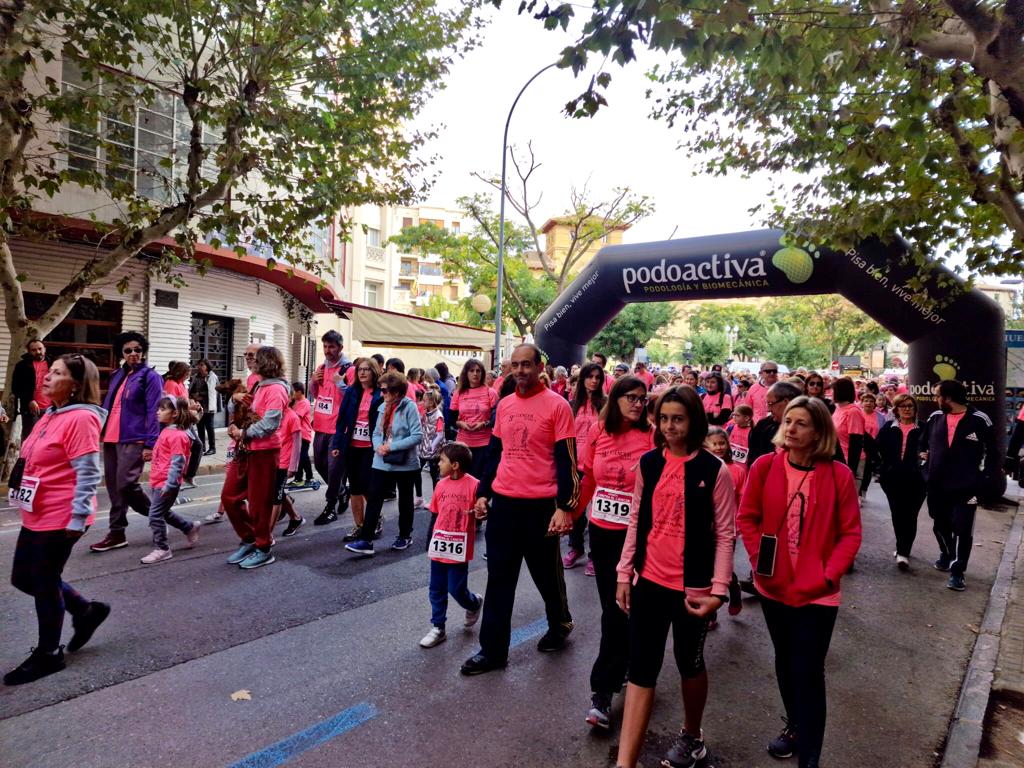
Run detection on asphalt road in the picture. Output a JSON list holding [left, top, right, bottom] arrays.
[[0, 473, 1014, 768]]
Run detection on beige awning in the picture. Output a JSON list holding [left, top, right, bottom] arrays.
[[324, 300, 495, 353]]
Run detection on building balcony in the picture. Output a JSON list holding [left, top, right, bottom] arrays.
[[366, 244, 387, 265]]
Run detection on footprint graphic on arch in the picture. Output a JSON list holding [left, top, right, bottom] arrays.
[[933, 354, 959, 381]]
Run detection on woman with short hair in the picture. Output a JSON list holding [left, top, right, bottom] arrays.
[[737, 396, 862, 768], [450, 358, 499, 479], [877, 394, 926, 570], [332, 357, 384, 541], [830, 377, 864, 475]]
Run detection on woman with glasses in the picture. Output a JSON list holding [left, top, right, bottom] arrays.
[[701, 371, 733, 426], [332, 358, 384, 542], [575, 375, 653, 730], [876, 394, 926, 570], [804, 374, 834, 413], [737, 396, 861, 768], [565, 362, 607, 571]]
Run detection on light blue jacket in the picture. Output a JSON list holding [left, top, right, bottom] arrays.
[[371, 397, 423, 472]]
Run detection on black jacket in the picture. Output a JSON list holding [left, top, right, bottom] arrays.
[[922, 407, 999, 502], [746, 416, 779, 469], [876, 420, 925, 484], [330, 385, 383, 454], [12, 353, 47, 413]]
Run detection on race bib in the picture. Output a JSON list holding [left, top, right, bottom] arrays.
[[591, 486, 632, 525], [730, 444, 749, 464], [429, 529, 467, 562], [9, 475, 40, 513], [315, 396, 334, 416], [353, 420, 370, 442]]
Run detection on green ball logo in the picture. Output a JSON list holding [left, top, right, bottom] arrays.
[[772, 245, 815, 284]]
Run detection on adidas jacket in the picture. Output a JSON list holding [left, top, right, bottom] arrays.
[[922, 407, 998, 501]]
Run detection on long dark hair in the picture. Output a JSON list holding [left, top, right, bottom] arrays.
[[572, 362, 607, 417], [704, 371, 727, 408], [457, 358, 486, 393], [603, 375, 650, 434], [653, 385, 708, 453], [61, 353, 101, 406]]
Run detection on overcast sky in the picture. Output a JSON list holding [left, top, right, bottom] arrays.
[[413, 4, 778, 246]]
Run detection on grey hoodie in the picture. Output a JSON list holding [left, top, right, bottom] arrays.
[[42, 403, 108, 532]]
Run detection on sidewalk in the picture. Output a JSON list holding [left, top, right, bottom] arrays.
[[948, 480, 1024, 768]]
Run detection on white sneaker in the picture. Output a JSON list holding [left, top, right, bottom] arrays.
[[202, 511, 225, 524], [465, 593, 483, 628], [140, 548, 173, 565], [185, 525, 200, 548], [414, 497, 425, 509], [896, 554, 910, 571], [419, 626, 446, 648]]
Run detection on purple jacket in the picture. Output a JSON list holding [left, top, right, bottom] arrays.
[[101, 362, 163, 448]]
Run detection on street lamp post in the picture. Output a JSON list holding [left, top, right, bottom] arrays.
[[725, 324, 739, 363], [684, 340, 693, 367], [494, 62, 558, 363]]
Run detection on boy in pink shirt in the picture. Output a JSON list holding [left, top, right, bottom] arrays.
[[419, 443, 484, 648]]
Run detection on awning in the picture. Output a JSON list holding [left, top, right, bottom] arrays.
[[324, 299, 495, 353]]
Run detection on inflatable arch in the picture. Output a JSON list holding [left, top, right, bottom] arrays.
[[534, 229, 1005, 449]]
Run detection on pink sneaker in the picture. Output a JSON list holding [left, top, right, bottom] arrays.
[[584, 559, 595, 577], [562, 549, 583, 569], [185, 525, 200, 548], [140, 548, 173, 565]]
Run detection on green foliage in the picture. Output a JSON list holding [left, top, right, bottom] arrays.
[[500, 1, 1024, 277], [684, 302, 764, 360], [412, 293, 474, 325], [682, 329, 727, 368], [591, 303, 675, 362], [759, 326, 807, 370]]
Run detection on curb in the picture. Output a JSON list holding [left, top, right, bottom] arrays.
[[941, 497, 1024, 768]]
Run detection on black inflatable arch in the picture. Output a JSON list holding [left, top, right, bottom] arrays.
[[534, 229, 1005, 447]]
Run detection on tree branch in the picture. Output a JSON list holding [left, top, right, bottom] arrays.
[[945, 0, 998, 40]]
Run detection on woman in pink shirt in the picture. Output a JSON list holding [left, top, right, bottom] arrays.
[[831, 376, 864, 476], [701, 371, 734, 426], [737, 396, 861, 768], [565, 362, 608, 570], [614, 386, 736, 768], [575, 374, 653, 730], [162, 360, 190, 400], [6, 355, 110, 686], [450, 358, 499, 479]]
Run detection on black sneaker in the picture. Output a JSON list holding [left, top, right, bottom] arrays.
[[313, 505, 337, 526], [767, 718, 798, 759], [342, 525, 362, 542], [4, 647, 66, 686], [947, 573, 966, 591], [373, 519, 384, 540], [459, 652, 507, 676], [934, 554, 951, 572], [282, 517, 305, 537], [664, 728, 707, 767], [585, 692, 612, 729], [537, 622, 573, 653], [337, 488, 351, 513], [67, 601, 111, 652]]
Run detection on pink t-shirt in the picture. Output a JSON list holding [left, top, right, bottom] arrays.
[[1017, 404, 1024, 422], [428, 473, 479, 564], [727, 461, 747, 507], [278, 407, 301, 470], [246, 371, 261, 391], [833, 403, 865, 463], [784, 461, 840, 607], [637, 370, 654, 389], [452, 385, 499, 448], [898, 422, 916, 458], [862, 409, 880, 439], [19, 409, 101, 530], [33, 360, 51, 408], [584, 425, 654, 530], [293, 397, 313, 442], [748, 381, 770, 424], [702, 391, 734, 419], [352, 388, 374, 448], [149, 426, 193, 489], [164, 379, 188, 399], [312, 360, 346, 434], [104, 386, 123, 443], [603, 376, 615, 394], [573, 400, 601, 470], [492, 385, 576, 499], [248, 381, 290, 452], [946, 411, 966, 446]]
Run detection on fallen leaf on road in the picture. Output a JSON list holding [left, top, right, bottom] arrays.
[[927, 624, 934, 628], [966, 624, 980, 634], [230, 689, 252, 701]]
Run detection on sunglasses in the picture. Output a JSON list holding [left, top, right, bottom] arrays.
[[762, 369, 779, 374], [123, 347, 143, 354]]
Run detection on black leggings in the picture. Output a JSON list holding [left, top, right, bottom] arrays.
[[198, 412, 216, 450], [627, 577, 709, 688], [880, 475, 925, 557], [589, 524, 629, 695], [362, 468, 418, 540], [761, 598, 838, 768], [295, 439, 314, 483], [11, 528, 92, 652]]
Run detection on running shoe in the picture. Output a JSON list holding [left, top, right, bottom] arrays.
[[342, 525, 362, 542], [767, 718, 798, 759], [140, 548, 173, 565], [3, 647, 65, 686], [89, 532, 127, 552], [465, 594, 483, 627], [414, 496, 425, 509], [663, 728, 706, 767], [226, 543, 257, 565], [203, 448, 216, 456], [419, 626, 446, 648], [584, 559, 595, 577], [391, 536, 412, 551], [896, 553, 910, 571], [202, 511, 225, 524], [374, 519, 384, 539], [238, 549, 276, 569], [67, 602, 111, 653], [934, 554, 951, 572], [314, 505, 337, 526], [947, 573, 966, 591], [585, 692, 612, 730], [537, 622, 573, 652], [344, 540, 375, 556], [282, 517, 305, 537], [459, 652, 506, 676], [185, 524, 200, 548], [562, 549, 583, 569]]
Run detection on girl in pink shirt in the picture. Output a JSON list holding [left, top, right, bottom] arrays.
[[6, 355, 110, 685], [565, 362, 608, 570], [162, 361, 190, 400], [727, 403, 753, 464], [614, 386, 736, 768], [140, 397, 200, 565], [704, 426, 747, 622], [289, 382, 314, 485]]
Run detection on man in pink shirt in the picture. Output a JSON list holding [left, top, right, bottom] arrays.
[[461, 343, 581, 676], [747, 360, 780, 424], [308, 330, 353, 525], [12, 338, 51, 438]]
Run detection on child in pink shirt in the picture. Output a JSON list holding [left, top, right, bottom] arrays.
[[727, 404, 753, 464], [140, 397, 200, 564], [419, 442, 484, 649], [704, 426, 747, 621]]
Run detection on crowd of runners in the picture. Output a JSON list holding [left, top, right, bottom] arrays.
[[2, 331, 1005, 768]]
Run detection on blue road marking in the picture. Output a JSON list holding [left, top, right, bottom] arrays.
[[227, 701, 377, 768], [508, 617, 548, 648]]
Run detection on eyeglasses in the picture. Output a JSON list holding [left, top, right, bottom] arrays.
[[897, 404, 915, 410], [122, 347, 143, 355], [357, 367, 372, 373], [762, 369, 779, 374], [766, 398, 785, 407], [621, 393, 648, 405], [244, 353, 256, 359], [807, 381, 823, 387]]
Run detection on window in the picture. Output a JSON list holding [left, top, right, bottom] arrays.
[[366, 227, 381, 247], [402, 217, 414, 229], [451, 221, 460, 234], [421, 218, 444, 229], [419, 264, 442, 277], [364, 280, 382, 308]]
